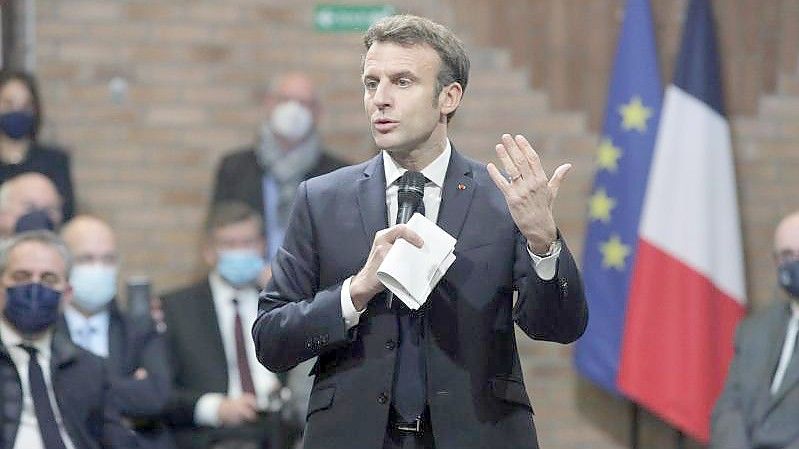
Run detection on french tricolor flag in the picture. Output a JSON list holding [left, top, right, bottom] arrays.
[[616, 0, 747, 442]]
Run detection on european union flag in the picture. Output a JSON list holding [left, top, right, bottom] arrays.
[[573, 0, 663, 394]]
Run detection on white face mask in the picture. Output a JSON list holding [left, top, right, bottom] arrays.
[[269, 100, 313, 142], [70, 264, 118, 314]]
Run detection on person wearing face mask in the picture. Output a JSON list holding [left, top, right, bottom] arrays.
[[711, 211, 799, 449], [0, 230, 137, 449], [160, 201, 300, 449], [0, 172, 64, 239], [0, 71, 75, 221], [210, 72, 346, 263], [57, 215, 175, 449]]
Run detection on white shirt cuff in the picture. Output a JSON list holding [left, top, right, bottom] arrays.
[[527, 240, 561, 281], [194, 393, 224, 427], [341, 276, 366, 330]]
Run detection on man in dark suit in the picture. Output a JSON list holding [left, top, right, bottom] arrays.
[[252, 14, 588, 449], [0, 230, 136, 449], [59, 215, 174, 449], [711, 211, 799, 449], [161, 202, 296, 449], [210, 72, 346, 263]]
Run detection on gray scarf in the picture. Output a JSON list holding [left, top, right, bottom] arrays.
[[255, 124, 321, 225]]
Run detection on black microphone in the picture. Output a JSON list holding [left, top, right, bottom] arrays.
[[387, 171, 426, 308], [396, 171, 426, 225]]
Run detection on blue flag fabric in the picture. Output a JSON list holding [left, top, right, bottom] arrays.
[[573, 0, 663, 394]]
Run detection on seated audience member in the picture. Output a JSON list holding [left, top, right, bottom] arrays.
[[0, 230, 136, 449], [0, 70, 75, 220], [161, 201, 299, 449], [0, 172, 63, 237], [711, 211, 799, 449], [59, 215, 175, 449], [210, 72, 346, 262]]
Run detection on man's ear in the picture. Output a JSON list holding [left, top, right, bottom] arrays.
[[439, 82, 463, 118]]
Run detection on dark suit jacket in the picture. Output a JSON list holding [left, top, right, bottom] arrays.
[[160, 280, 287, 449], [210, 144, 346, 218], [57, 304, 175, 449], [711, 301, 799, 449], [0, 329, 137, 449], [253, 148, 588, 449]]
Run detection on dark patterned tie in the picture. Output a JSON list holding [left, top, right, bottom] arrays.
[[20, 345, 69, 449], [232, 298, 256, 395], [392, 171, 427, 421]]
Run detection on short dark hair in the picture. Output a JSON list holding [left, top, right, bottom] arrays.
[[0, 70, 43, 140], [205, 201, 264, 235], [364, 14, 470, 121]]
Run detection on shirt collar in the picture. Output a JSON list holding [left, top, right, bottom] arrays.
[[791, 301, 799, 319], [0, 317, 52, 357], [209, 271, 257, 304], [382, 139, 452, 189], [64, 305, 110, 333]]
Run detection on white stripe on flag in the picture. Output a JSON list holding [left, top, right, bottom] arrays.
[[639, 85, 746, 305]]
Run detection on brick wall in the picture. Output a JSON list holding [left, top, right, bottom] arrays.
[[32, 1, 799, 448]]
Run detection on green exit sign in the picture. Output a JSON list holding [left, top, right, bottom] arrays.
[[314, 4, 395, 32]]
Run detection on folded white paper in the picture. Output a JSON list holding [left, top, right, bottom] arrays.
[[376, 213, 457, 310]]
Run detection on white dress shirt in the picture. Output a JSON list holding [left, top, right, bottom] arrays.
[[341, 139, 561, 328], [0, 320, 76, 449], [194, 272, 281, 426], [63, 306, 110, 358], [770, 301, 799, 394]]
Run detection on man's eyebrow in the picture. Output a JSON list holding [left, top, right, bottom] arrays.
[[389, 71, 419, 81]]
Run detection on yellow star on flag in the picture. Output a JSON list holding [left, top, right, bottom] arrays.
[[619, 96, 653, 133], [589, 189, 616, 223], [596, 138, 622, 172], [600, 234, 631, 270]]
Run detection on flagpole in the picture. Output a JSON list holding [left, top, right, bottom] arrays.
[[630, 402, 640, 449]]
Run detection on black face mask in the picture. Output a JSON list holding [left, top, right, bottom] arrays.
[[778, 260, 799, 300], [14, 209, 55, 234]]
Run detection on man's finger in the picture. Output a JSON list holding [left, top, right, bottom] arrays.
[[502, 134, 533, 178], [487, 162, 510, 196], [383, 224, 424, 248], [515, 135, 546, 179], [495, 144, 520, 181], [548, 163, 572, 199]]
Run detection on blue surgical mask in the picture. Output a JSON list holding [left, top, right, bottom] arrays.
[[3, 283, 62, 335], [14, 209, 55, 234], [217, 250, 265, 287], [70, 264, 118, 313], [0, 110, 35, 140], [778, 260, 799, 300]]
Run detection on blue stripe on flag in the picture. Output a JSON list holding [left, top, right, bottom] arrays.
[[673, 0, 724, 115]]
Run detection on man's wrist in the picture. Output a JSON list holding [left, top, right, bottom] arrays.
[[528, 238, 559, 257]]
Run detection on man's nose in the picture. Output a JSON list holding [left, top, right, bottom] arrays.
[[372, 82, 392, 110]]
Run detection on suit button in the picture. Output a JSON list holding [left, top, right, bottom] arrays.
[[377, 392, 388, 404], [385, 339, 396, 350]]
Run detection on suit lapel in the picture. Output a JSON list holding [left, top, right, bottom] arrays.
[[356, 154, 389, 240], [769, 312, 799, 405], [194, 281, 230, 390], [756, 304, 795, 418], [437, 147, 475, 241], [107, 305, 127, 375]]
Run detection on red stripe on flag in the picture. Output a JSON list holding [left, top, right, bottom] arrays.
[[617, 239, 745, 442]]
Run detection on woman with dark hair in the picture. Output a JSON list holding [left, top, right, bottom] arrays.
[[0, 70, 75, 220]]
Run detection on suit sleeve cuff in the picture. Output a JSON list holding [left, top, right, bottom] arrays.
[[341, 276, 365, 330], [527, 240, 562, 281], [194, 393, 224, 427]]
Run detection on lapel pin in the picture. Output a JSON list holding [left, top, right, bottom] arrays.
[[457, 183, 466, 191]]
